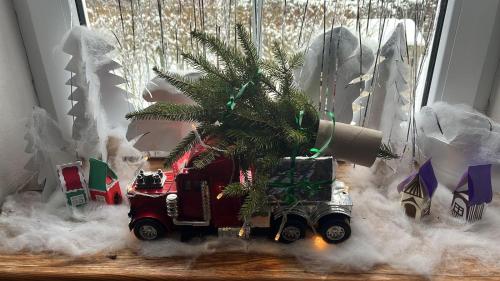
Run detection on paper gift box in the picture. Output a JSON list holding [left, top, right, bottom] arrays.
[[397, 159, 438, 220], [56, 161, 89, 207], [268, 157, 335, 202], [88, 158, 122, 204], [451, 164, 493, 222]]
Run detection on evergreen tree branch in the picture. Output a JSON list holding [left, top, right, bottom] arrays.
[[153, 67, 211, 104], [181, 52, 238, 86], [221, 182, 248, 198], [192, 149, 219, 169], [377, 143, 400, 160], [165, 131, 198, 167], [236, 24, 259, 70], [126, 102, 206, 122]]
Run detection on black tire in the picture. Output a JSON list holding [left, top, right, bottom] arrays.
[[113, 192, 122, 205], [273, 217, 307, 244], [133, 218, 166, 241], [318, 217, 351, 244]]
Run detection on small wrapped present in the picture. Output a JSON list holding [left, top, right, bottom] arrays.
[[268, 157, 335, 202]]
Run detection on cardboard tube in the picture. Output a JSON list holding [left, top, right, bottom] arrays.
[[314, 120, 382, 167]]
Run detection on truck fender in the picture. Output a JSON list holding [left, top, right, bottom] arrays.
[[310, 206, 351, 225], [129, 214, 173, 233], [317, 213, 351, 226], [271, 212, 311, 231]]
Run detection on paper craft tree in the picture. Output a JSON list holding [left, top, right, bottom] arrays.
[[88, 158, 122, 205], [96, 59, 133, 129], [356, 23, 410, 136], [24, 107, 74, 201], [297, 26, 374, 123], [397, 159, 438, 220], [451, 164, 493, 223], [63, 28, 101, 159], [56, 161, 89, 207], [63, 26, 133, 160]]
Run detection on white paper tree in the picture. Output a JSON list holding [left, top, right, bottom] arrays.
[[354, 23, 410, 155], [297, 26, 375, 123], [63, 26, 133, 160], [24, 107, 74, 200], [96, 59, 132, 129]]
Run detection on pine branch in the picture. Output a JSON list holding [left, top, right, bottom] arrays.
[[190, 30, 246, 72], [192, 149, 219, 169], [225, 129, 282, 151], [282, 126, 307, 146], [126, 102, 206, 122], [377, 143, 400, 160], [236, 24, 259, 70], [165, 131, 198, 167], [239, 186, 267, 220], [181, 52, 237, 85], [152, 67, 213, 104], [221, 182, 248, 198], [288, 51, 305, 69]]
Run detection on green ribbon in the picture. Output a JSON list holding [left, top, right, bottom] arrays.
[[309, 110, 335, 158], [226, 69, 262, 111], [269, 178, 335, 204]]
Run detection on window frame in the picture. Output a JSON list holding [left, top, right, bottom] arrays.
[[425, 0, 500, 117]]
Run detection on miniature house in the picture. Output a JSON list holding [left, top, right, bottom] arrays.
[[88, 158, 122, 204], [451, 164, 493, 223], [397, 160, 438, 220], [56, 161, 89, 207]]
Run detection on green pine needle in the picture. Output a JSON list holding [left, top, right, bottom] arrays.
[[377, 143, 400, 160], [126, 102, 206, 122]]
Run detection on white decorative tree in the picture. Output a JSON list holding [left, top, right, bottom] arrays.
[[297, 26, 375, 123], [24, 107, 73, 200], [355, 23, 410, 156], [96, 59, 132, 129], [63, 26, 133, 160]]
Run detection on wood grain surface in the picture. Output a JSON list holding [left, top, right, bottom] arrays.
[[0, 161, 498, 280]]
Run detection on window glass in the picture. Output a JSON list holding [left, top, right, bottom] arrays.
[[85, 0, 439, 109]]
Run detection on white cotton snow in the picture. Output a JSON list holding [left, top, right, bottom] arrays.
[[0, 191, 131, 255]]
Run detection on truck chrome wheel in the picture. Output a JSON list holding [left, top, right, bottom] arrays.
[[318, 217, 351, 244], [133, 218, 165, 241], [139, 225, 158, 240], [281, 226, 301, 242], [325, 225, 345, 241], [274, 217, 307, 244]]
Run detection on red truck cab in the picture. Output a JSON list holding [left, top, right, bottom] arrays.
[[127, 145, 242, 240]]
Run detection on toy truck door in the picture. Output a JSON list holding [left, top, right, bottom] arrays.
[[176, 175, 205, 221]]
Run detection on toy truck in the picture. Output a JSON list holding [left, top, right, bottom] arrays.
[[127, 146, 353, 244]]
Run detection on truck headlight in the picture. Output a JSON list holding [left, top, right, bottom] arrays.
[[166, 194, 178, 218]]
